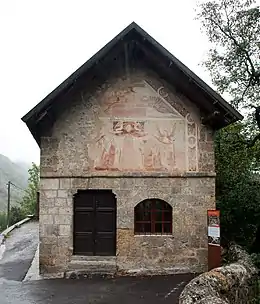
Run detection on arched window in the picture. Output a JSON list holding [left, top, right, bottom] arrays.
[[134, 199, 172, 235]]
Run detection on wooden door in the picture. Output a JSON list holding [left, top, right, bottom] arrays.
[[73, 190, 116, 256]]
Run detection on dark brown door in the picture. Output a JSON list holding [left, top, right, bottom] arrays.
[[73, 190, 116, 256]]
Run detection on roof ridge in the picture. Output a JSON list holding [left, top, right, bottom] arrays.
[[21, 22, 243, 145]]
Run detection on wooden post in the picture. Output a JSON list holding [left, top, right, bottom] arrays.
[[6, 181, 11, 228]]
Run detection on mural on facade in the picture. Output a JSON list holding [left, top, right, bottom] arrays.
[[88, 79, 196, 172]]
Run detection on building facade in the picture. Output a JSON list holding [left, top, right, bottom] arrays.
[[22, 23, 242, 277]]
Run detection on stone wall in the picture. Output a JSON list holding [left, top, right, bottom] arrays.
[[179, 244, 259, 304], [38, 69, 216, 276], [40, 70, 215, 178], [39, 176, 215, 275]]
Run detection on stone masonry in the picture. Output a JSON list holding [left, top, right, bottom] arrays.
[[179, 244, 258, 303], [40, 176, 215, 275], [39, 70, 216, 276]]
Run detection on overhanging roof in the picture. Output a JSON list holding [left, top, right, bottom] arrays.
[[22, 22, 243, 146]]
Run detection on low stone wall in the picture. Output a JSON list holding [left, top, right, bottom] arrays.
[[0, 216, 34, 245], [179, 244, 259, 304]]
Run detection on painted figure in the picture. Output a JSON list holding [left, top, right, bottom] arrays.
[[153, 124, 176, 170], [93, 121, 149, 171], [112, 121, 148, 170]]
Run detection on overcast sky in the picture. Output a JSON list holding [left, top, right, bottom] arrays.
[[0, 0, 213, 164]]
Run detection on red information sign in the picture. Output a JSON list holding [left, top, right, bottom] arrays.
[[207, 210, 221, 270], [207, 210, 220, 246]]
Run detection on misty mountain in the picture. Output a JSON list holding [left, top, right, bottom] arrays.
[[0, 154, 30, 212]]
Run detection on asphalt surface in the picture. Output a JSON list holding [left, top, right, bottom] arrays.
[[0, 221, 194, 303], [0, 274, 194, 304], [0, 221, 39, 281]]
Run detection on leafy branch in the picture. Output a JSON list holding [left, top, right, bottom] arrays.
[[197, 0, 260, 147]]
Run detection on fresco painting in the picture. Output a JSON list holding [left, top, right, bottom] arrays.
[[88, 80, 196, 173], [186, 114, 199, 171]]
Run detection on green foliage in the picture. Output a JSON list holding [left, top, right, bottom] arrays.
[[0, 206, 31, 233], [0, 163, 39, 233], [0, 207, 25, 232], [0, 154, 29, 211], [197, 0, 260, 251], [20, 163, 39, 216], [9, 206, 25, 226], [215, 124, 260, 248], [251, 253, 260, 269], [197, 0, 260, 113], [0, 212, 7, 232]]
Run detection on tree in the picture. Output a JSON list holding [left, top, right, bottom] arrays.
[[20, 163, 39, 216], [9, 206, 25, 226], [0, 212, 7, 232], [197, 0, 260, 250], [215, 123, 260, 248], [197, 0, 260, 145]]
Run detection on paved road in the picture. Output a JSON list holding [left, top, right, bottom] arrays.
[[0, 221, 194, 303], [0, 274, 194, 304], [0, 221, 39, 281]]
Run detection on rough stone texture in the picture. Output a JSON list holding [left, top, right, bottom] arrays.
[[179, 244, 258, 304], [39, 176, 215, 275], [40, 70, 214, 177], [39, 70, 216, 276]]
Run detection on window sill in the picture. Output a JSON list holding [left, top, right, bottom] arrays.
[[134, 234, 174, 238]]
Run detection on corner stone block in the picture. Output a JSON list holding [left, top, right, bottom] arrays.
[[42, 224, 59, 237], [58, 207, 71, 215], [40, 214, 54, 225], [40, 196, 55, 208], [40, 179, 60, 190], [39, 223, 45, 235], [66, 198, 73, 208], [59, 225, 71, 236], [47, 207, 60, 215], [54, 215, 71, 225], [41, 236, 58, 245], [42, 190, 58, 199], [57, 236, 72, 249], [39, 205, 49, 215], [204, 195, 215, 209], [71, 178, 89, 189], [57, 190, 68, 198], [59, 178, 71, 189], [55, 198, 67, 207]]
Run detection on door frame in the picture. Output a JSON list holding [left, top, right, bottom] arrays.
[[73, 189, 117, 256]]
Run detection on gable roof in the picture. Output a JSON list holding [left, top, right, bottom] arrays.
[[22, 22, 243, 146]]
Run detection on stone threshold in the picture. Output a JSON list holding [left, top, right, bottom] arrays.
[[65, 255, 196, 279], [66, 255, 117, 278], [64, 264, 195, 279], [70, 255, 116, 261]]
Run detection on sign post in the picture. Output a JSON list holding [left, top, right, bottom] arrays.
[[207, 210, 221, 271]]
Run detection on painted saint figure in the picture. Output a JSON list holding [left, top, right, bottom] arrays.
[[94, 133, 118, 171], [113, 121, 148, 170], [93, 121, 148, 171], [153, 124, 176, 170]]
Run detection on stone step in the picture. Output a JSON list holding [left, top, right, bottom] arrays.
[[67, 256, 117, 276], [71, 255, 116, 262], [65, 269, 116, 279], [68, 260, 116, 270]]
